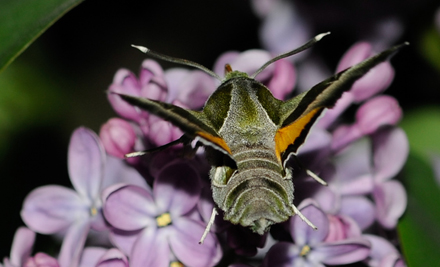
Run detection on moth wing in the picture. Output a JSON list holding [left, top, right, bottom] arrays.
[[275, 43, 407, 161], [115, 93, 232, 155]]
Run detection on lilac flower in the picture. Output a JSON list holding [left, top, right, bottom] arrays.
[[213, 49, 296, 100], [24, 253, 59, 267], [1, 227, 36, 267], [262, 200, 370, 267], [102, 159, 222, 267], [20, 128, 146, 267], [371, 127, 408, 229], [364, 235, 406, 267], [100, 118, 137, 159], [79, 247, 128, 267]]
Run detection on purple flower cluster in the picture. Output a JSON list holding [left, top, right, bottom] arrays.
[[2, 38, 408, 267]]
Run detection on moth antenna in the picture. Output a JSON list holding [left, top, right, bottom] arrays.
[[306, 169, 327, 186], [292, 204, 317, 230], [251, 32, 331, 79], [131, 44, 222, 81], [289, 154, 327, 185], [199, 208, 218, 244], [125, 135, 189, 158]]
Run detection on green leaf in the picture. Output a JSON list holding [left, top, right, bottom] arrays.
[[400, 106, 440, 160], [398, 107, 440, 266], [0, 0, 84, 73], [398, 153, 440, 266]]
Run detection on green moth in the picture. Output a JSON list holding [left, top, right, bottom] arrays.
[[116, 33, 406, 239]]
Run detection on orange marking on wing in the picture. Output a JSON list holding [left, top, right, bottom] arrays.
[[196, 131, 232, 154], [275, 108, 322, 161]]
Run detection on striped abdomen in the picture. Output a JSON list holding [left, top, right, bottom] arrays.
[[211, 148, 294, 235]]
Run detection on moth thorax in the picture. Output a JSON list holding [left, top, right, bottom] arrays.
[[211, 165, 294, 235]]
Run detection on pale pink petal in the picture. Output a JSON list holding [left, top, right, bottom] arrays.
[[103, 185, 156, 231], [169, 218, 222, 267], [58, 220, 91, 267], [356, 96, 402, 136], [130, 228, 170, 267], [100, 119, 136, 159], [10, 227, 35, 267], [21, 185, 87, 234], [373, 180, 407, 229], [96, 248, 128, 267], [68, 127, 105, 201], [266, 59, 296, 100], [337, 42, 372, 72], [153, 161, 201, 216], [312, 238, 371, 265], [373, 127, 409, 182], [340, 196, 375, 230], [79, 247, 107, 267], [292, 201, 329, 246]]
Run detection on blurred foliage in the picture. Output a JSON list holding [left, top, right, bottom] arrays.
[[398, 107, 440, 266], [0, 0, 84, 73]]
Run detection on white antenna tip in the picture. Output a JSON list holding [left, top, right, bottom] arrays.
[[314, 32, 331, 41], [131, 44, 149, 53]]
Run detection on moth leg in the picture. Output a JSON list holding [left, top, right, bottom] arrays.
[[125, 135, 191, 158], [292, 204, 317, 230], [291, 154, 327, 186], [199, 208, 218, 244]]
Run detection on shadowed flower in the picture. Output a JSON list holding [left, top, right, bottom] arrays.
[[79, 247, 128, 267], [103, 159, 222, 267], [24, 253, 59, 267], [262, 200, 370, 267]]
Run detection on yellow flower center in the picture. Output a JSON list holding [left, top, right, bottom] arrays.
[[90, 207, 98, 216], [300, 245, 311, 256], [169, 261, 184, 267], [156, 213, 172, 227]]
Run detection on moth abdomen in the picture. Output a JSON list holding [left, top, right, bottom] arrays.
[[211, 152, 295, 234]]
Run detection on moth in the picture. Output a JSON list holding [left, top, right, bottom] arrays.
[[115, 33, 406, 240]]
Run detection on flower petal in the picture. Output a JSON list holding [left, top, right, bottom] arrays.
[[373, 180, 407, 229], [130, 228, 170, 267], [259, 0, 310, 56], [79, 247, 107, 267], [100, 118, 136, 159], [68, 127, 105, 201], [10, 227, 35, 267], [169, 218, 222, 267], [312, 238, 371, 265], [292, 201, 329, 246], [58, 220, 91, 267], [364, 234, 399, 267], [96, 248, 129, 267], [108, 229, 143, 257], [154, 161, 201, 216], [266, 59, 296, 100], [24, 253, 59, 267], [21, 185, 87, 234], [356, 96, 402, 136], [337, 42, 372, 72], [372, 127, 408, 182], [103, 185, 156, 231], [262, 242, 301, 267], [340, 196, 375, 230]]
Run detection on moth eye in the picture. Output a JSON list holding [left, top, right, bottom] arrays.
[[211, 166, 236, 186]]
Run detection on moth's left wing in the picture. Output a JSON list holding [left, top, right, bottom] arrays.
[[275, 43, 408, 161], [115, 94, 232, 155]]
